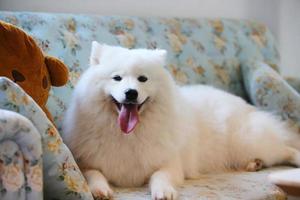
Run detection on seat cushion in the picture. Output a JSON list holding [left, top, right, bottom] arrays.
[[114, 168, 287, 200]]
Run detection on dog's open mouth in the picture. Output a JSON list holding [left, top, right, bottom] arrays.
[[111, 96, 149, 134]]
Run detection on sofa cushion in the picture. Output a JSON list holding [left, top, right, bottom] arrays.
[[113, 168, 287, 200]]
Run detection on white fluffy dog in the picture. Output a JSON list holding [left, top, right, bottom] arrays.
[[63, 42, 300, 200]]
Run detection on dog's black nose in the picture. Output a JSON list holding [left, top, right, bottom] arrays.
[[125, 89, 138, 101]]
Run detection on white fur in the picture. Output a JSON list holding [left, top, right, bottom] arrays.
[[63, 42, 300, 200]]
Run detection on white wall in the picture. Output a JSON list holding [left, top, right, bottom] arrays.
[[279, 0, 300, 77], [0, 0, 299, 77]]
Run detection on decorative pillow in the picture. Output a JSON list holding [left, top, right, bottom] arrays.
[[242, 61, 300, 133]]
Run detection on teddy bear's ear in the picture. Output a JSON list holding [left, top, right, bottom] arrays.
[[45, 56, 69, 86]]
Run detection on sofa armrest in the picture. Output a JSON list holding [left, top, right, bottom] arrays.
[[242, 62, 300, 133], [0, 77, 93, 200], [285, 77, 300, 94], [0, 109, 43, 200]]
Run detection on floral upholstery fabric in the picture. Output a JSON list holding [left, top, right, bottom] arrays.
[[0, 77, 92, 200], [0, 11, 297, 200], [0, 11, 280, 129], [113, 167, 286, 200], [0, 109, 42, 200], [242, 61, 300, 134]]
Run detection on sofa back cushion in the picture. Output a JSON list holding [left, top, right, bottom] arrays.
[[0, 12, 279, 129]]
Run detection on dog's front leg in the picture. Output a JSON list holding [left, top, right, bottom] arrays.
[[83, 169, 113, 200], [150, 157, 184, 200]]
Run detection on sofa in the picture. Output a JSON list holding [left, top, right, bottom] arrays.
[[0, 11, 300, 200]]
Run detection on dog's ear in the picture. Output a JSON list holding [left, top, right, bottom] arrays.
[[90, 41, 103, 66], [155, 49, 167, 66]]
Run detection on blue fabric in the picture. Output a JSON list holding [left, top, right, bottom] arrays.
[[0, 109, 43, 200]]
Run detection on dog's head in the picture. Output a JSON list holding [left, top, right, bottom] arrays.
[[87, 42, 173, 134]]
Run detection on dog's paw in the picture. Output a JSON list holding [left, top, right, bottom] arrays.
[[151, 183, 178, 200], [90, 181, 113, 200], [246, 158, 263, 172]]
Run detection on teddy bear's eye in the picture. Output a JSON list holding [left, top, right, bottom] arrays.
[[138, 75, 148, 82], [11, 70, 25, 83], [112, 75, 122, 81]]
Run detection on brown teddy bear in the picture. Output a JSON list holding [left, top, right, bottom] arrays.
[[0, 20, 69, 121]]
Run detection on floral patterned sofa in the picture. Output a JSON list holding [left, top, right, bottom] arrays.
[[0, 11, 299, 200]]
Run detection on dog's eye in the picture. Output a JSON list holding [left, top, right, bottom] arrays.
[[138, 75, 148, 82], [112, 75, 122, 81]]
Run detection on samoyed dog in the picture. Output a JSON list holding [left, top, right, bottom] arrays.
[[63, 42, 300, 200]]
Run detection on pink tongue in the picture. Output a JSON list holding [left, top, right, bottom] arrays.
[[118, 104, 139, 134]]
